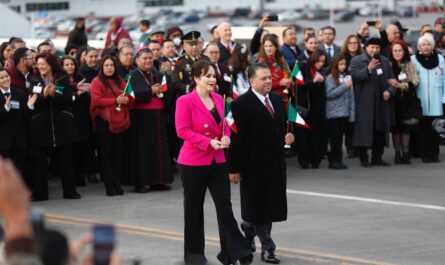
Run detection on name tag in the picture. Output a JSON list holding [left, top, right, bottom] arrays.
[[33, 85, 42, 94], [376, 68, 383, 75], [339, 77, 345, 83], [10, 100, 20, 109], [398, 72, 407, 81], [223, 73, 231, 83]]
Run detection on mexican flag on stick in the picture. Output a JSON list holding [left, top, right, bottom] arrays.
[[124, 75, 135, 99], [288, 100, 310, 128], [161, 72, 168, 93], [224, 97, 238, 133], [291, 62, 304, 85], [231, 79, 239, 100]]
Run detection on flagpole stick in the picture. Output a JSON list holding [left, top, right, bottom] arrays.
[[285, 121, 291, 149], [116, 75, 132, 112], [222, 95, 226, 140]]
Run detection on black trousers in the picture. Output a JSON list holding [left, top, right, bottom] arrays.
[[242, 222, 276, 252], [73, 137, 97, 182], [33, 145, 77, 199], [181, 162, 251, 265], [417, 116, 440, 160], [327, 117, 348, 164], [0, 146, 26, 175], [95, 117, 124, 191], [345, 121, 355, 150], [357, 130, 385, 162]]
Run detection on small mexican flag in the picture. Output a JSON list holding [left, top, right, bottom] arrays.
[[288, 100, 310, 128], [124, 76, 135, 98], [291, 62, 304, 85], [224, 97, 238, 133], [161, 72, 168, 93], [231, 79, 239, 100]]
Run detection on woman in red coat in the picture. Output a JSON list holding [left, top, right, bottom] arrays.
[[105, 17, 131, 48], [90, 55, 132, 196], [257, 34, 293, 110]]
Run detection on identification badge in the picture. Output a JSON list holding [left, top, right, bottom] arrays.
[[435, 67, 442, 75], [398, 72, 407, 81], [33, 85, 42, 94], [376, 68, 383, 75], [223, 73, 231, 82], [10, 100, 20, 109], [339, 74, 345, 83]]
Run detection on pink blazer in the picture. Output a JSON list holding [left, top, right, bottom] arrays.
[[176, 90, 230, 166]]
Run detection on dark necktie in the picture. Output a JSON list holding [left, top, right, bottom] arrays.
[[327, 47, 332, 61], [265, 97, 274, 118], [214, 64, 222, 81], [226, 43, 231, 54], [3, 92, 10, 98]]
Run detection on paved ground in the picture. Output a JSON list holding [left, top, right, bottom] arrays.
[[33, 147, 445, 265]]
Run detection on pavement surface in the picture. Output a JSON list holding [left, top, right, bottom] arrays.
[[32, 147, 445, 265]]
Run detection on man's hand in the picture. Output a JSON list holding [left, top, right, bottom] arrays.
[[388, 79, 401, 89], [375, 19, 384, 31], [367, 59, 381, 72], [152, 84, 162, 94], [383, 91, 391, 101], [229, 173, 241, 184], [259, 16, 269, 29], [358, 21, 369, 36], [285, 133, 294, 145]]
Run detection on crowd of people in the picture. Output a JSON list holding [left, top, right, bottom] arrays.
[[1, 13, 445, 265]]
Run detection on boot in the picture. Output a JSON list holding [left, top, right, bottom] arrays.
[[394, 151, 403, 164], [402, 152, 411, 165]]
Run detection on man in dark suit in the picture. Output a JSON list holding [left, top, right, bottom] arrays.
[[318, 26, 341, 70], [228, 63, 294, 264], [216, 22, 239, 66], [203, 43, 233, 98], [280, 26, 303, 70], [0, 67, 32, 174]]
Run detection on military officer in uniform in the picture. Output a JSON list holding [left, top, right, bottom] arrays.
[[171, 31, 208, 97]]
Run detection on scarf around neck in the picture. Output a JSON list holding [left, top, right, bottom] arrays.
[[415, 51, 439, 70]]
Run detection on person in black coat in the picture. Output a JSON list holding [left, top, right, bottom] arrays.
[[28, 53, 80, 201], [294, 49, 327, 169], [216, 22, 239, 66], [228, 63, 294, 264], [66, 17, 88, 49], [79, 47, 99, 83], [203, 43, 232, 98], [0, 67, 32, 174]]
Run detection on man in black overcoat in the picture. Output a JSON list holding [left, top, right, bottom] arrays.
[[228, 63, 294, 264]]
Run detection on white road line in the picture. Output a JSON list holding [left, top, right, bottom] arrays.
[[286, 189, 445, 211]]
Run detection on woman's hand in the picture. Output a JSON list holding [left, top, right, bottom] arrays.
[[284, 133, 295, 145], [210, 139, 226, 150], [116, 94, 129, 105], [279, 78, 292, 87], [220, 136, 231, 148], [313, 75, 324, 83], [27, 94, 37, 108], [44, 84, 55, 98]]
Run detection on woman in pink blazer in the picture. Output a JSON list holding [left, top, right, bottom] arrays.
[[175, 60, 253, 265]]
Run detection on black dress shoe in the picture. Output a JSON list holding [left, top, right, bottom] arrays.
[[87, 174, 100, 183], [360, 160, 371, 168], [149, 184, 172, 191], [63, 192, 81, 199], [238, 254, 253, 265], [115, 187, 124, 195], [371, 159, 391, 166], [134, 186, 149, 193], [329, 162, 348, 169], [261, 250, 280, 264]]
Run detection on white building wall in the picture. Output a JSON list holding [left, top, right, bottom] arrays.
[[0, 4, 31, 37]]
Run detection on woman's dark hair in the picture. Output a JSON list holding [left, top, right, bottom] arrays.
[[388, 40, 411, 65], [308, 48, 327, 68], [329, 54, 347, 86], [258, 34, 284, 63], [35, 52, 64, 78], [0, 66, 6, 72], [435, 32, 445, 49], [60, 56, 83, 82], [0, 42, 11, 65], [190, 60, 212, 89], [229, 44, 249, 78], [304, 34, 317, 43], [102, 46, 118, 58], [98, 55, 124, 91], [75, 45, 88, 66], [341, 35, 362, 55]]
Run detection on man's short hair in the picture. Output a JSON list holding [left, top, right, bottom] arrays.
[[140, 19, 150, 27], [303, 27, 315, 34], [248, 63, 269, 80], [322, 26, 336, 36], [118, 45, 133, 54], [9, 37, 25, 49], [37, 41, 51, 52], [282, 26, 296, 38], [12, 47, 29, 65]]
